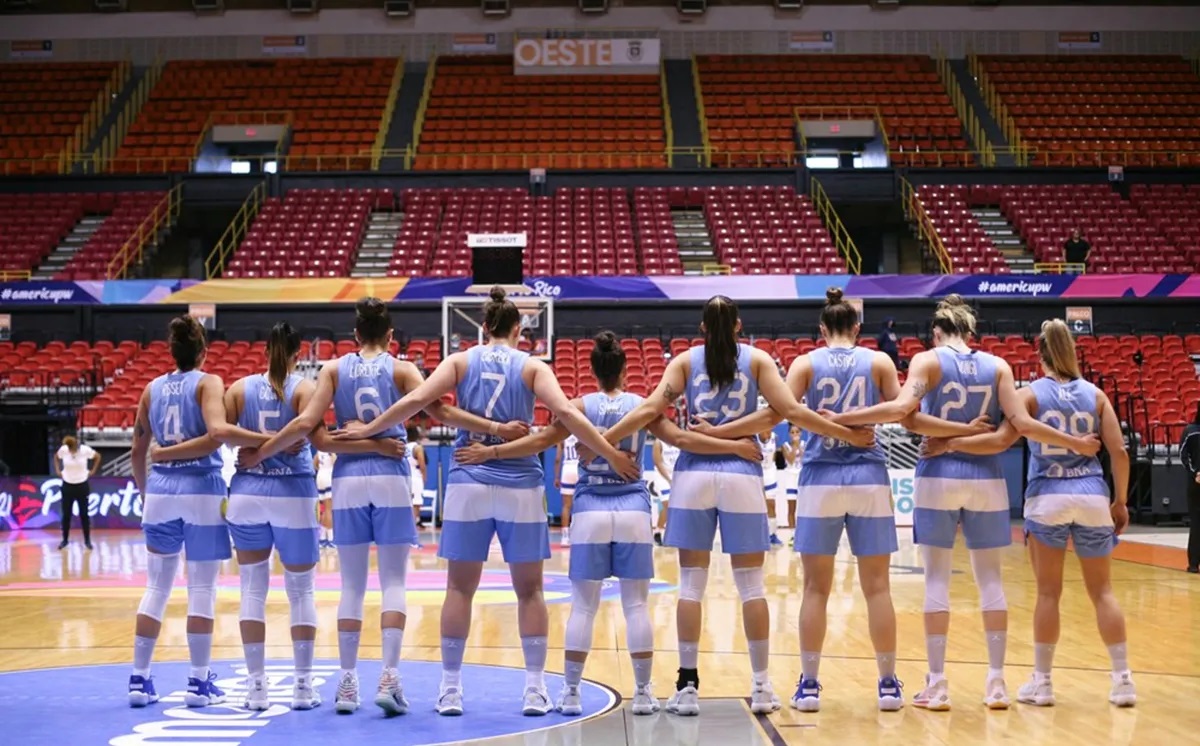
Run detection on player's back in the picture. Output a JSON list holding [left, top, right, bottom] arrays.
[[333, 352, 407, 474], [579, 391, 647, 496], [678, 343, 760, 474], [149, 369, 221, 473], [802, 346, 884, 465], [1028, 376, 1103, 482], [452, 344, 540, 487], [918, 347, 1005, 478], [238, 373, 313, 476]]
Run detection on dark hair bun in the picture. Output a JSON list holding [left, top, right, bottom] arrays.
[[825, 287, 844, 305], [356, 297, 386, 318], [594, 330, 618, 351], [489, 285, 507, 303]]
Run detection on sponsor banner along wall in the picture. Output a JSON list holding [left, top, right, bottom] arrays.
[[513, 38, 661, 75], [0, 476, 144, 531], [2, 275, 1200, 307]]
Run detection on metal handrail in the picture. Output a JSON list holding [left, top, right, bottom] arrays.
[[660, 59, 674, 167], [372, 57, 406, 170], [900, 177, 953, 274], [204, 181, 268, 279], [106, 184, 183, 279], [411, 56, 439, 153], [810, 177, 862, 274], [1032, 263, 1087, 274], [690, 55, 713, 167]]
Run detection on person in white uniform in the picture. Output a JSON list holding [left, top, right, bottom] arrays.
[[780, 425, 803, 532], [55, 435, 100, 550], [406, 425, 428, 528], [555, 434, 579, 545], [315, 449, 335, 547], [652, 436, 680, 546], [757, 421, 782, 547]]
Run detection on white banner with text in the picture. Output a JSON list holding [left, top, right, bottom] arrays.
[[513, 38, 660, 75]]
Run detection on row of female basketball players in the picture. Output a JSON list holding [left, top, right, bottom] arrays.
[[124, 285, 1135, 721]]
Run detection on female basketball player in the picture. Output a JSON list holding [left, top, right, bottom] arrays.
[[455, 330, 761, 716], [781, 425, 803, 532], [406, 425, 428, 528], [239, 297, 526, 717], [828, 296, 1102, 711], [757, 421, 783, 547], [596, 294, 876, 717], [923, 320, 1134, 708], [128, 316, 274, 709], [334, 287, 639, 716], [554, 434, 579, 545], [651, 433, 680, 545], [315, 449, 335, 547]]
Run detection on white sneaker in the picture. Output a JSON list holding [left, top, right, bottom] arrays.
[[1016, 674, 1055, 707], [666, 684, 700, 716], [556, 684, 583, 715], [523, 685, 552, 716], [243, 675, 270, 711], [750, 680, 781, 714], [877, 676, 904, 712], [334, 671, 360, 714], [983, 675, 1010, 710], [292, 675, 321, 710], [1108, 671, 1136, 707], [374, 668, 409, 716], [631, 683, 661, 715], [436, 685, 464, 716], [913, 675, 951, 711], [562, 527, 571, 546]]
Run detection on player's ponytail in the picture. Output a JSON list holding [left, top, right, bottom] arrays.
[[1038, 318, 1082, 380], [702, 295, 740, 389], [168, 315, 206, 371], [267, 321, 301, 403], [591, 330, 626, 391], [819, 286, 858, 337], [931, 294, 977, 339], [483, 285, 521, 339]]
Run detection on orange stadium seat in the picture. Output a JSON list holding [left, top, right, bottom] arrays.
[[698, 55, 970, 169], [979, 55, 1200, 167], [113, 58, 394, 174], [414, 56, 667, 171], [0, 62, 121, 175]]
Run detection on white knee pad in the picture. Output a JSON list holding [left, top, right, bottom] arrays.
[[732, 567, 765, 603], [238, 560, 270, 624], [377, 544, 411, 616], [186, 560, 221, 620], [137, 552, 180, 622], [678, 566, 709, 603], [619, 579, 653, 654], [970, 548, 1008, 613], [336, 543, 370, 622], [565, 580, 602, 653], [921, 545, 953, 614], [284, 567, 317, 628]]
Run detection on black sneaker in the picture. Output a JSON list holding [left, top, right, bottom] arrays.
[[85, 542, 94, 550], [58, 540, 68, 549], [653, 532, 663, 546], [1187, 566, 1198, 574]]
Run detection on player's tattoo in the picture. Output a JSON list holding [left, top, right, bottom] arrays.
[[662, 383, 677, 404], [134, 421, 146, 438], [911, 381, 928, 399]]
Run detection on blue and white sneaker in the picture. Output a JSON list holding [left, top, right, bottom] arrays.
[[128, 675, 159, 708], [878, 676, 904, 712], [790, 677, 822, 712], [769, 534, 784, 548], [184, 670, 227, 708]]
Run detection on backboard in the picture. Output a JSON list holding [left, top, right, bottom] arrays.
[[441, 294, 555, 362]]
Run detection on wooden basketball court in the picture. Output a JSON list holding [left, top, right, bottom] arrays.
[[1, 527, 1197, 746]]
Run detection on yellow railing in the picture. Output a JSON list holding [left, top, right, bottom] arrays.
[[106, 184, 183, 280], [690, 55, 713, 167], [900, 177, 953, 274], [968, 53, 1032, 166], [410, 56, 438, 154], [810, 177, 862, 274], [95, 59, 165, 172], [205, 181, 268, 279], [793, 105, 891, 156], [58, 61, 131, 173], [1033, 263, 1086, 275], [372, 57, 406, 170], [935, 51, 994, 167], [701, 264, 731, 276], [660, 60, 675, 167], [0, 270, 32, 282]]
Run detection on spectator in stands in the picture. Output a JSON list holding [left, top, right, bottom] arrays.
[[877, 318, 900, 368], [54, 435, 100, 550], [1181, 404, 1200, 573], [1063, 229, 1091, 272]]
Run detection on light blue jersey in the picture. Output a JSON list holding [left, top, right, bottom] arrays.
[[917, 347, 1004, 480], [802, 346, 885, 466], [333, 352, 408, 478], [148, 369, 222, 474], [578, 391, 648, 497], [237, 373, 313, 477], [676, 343, 761, 477], [450, 344, 541, 488], [1028, 377, 1104, 482]]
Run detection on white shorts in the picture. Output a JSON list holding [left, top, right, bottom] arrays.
[[664, 468, 769, 554], [763, 468, 779, 500], [561, 461, 579, 495], [411, 475, 425, 507]]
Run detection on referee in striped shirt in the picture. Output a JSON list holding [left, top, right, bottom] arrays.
[[1180, 406, 1200, 573]]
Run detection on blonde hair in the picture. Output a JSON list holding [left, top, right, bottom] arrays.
[[931, 294, 977, 338], [1039, 319, 1082, 380]]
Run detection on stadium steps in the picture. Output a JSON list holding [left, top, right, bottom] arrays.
[[671, 208, 716, 274], [32, 215, 107, 280], [663, 59, 705, 169], [383, 62, 429, 172], [970, 206, 1034, 273], [83, 66, 148, 162], [351, 209, 405, 278], [948, 58, 1013, 167]]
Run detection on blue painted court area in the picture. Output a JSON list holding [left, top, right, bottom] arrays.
[[0, 659, 620, 746]]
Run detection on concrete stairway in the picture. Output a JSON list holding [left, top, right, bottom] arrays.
[[971, 207, 1034, 273], [350, 209, 404, 278], [671, 208, 716, 274], [33, 215, 107, 279]]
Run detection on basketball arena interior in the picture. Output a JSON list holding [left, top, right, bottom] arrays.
[[2, 1, 1200, 745]]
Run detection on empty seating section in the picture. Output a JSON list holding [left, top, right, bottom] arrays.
[[63, 192, 166, 280], [1129, 185, 1200, 266], [981, 56, 1200, 167], [0, 62, 120, 174], [631, 189, 686, 276], [705, 186, 843, 274], [115, 58, 393, 173], [0, 340, 113, 392], [698, 55, 968, 168], [416, 56, 667, 170], [224, 189, 392, 279], [916, 186, 1012, 274]]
